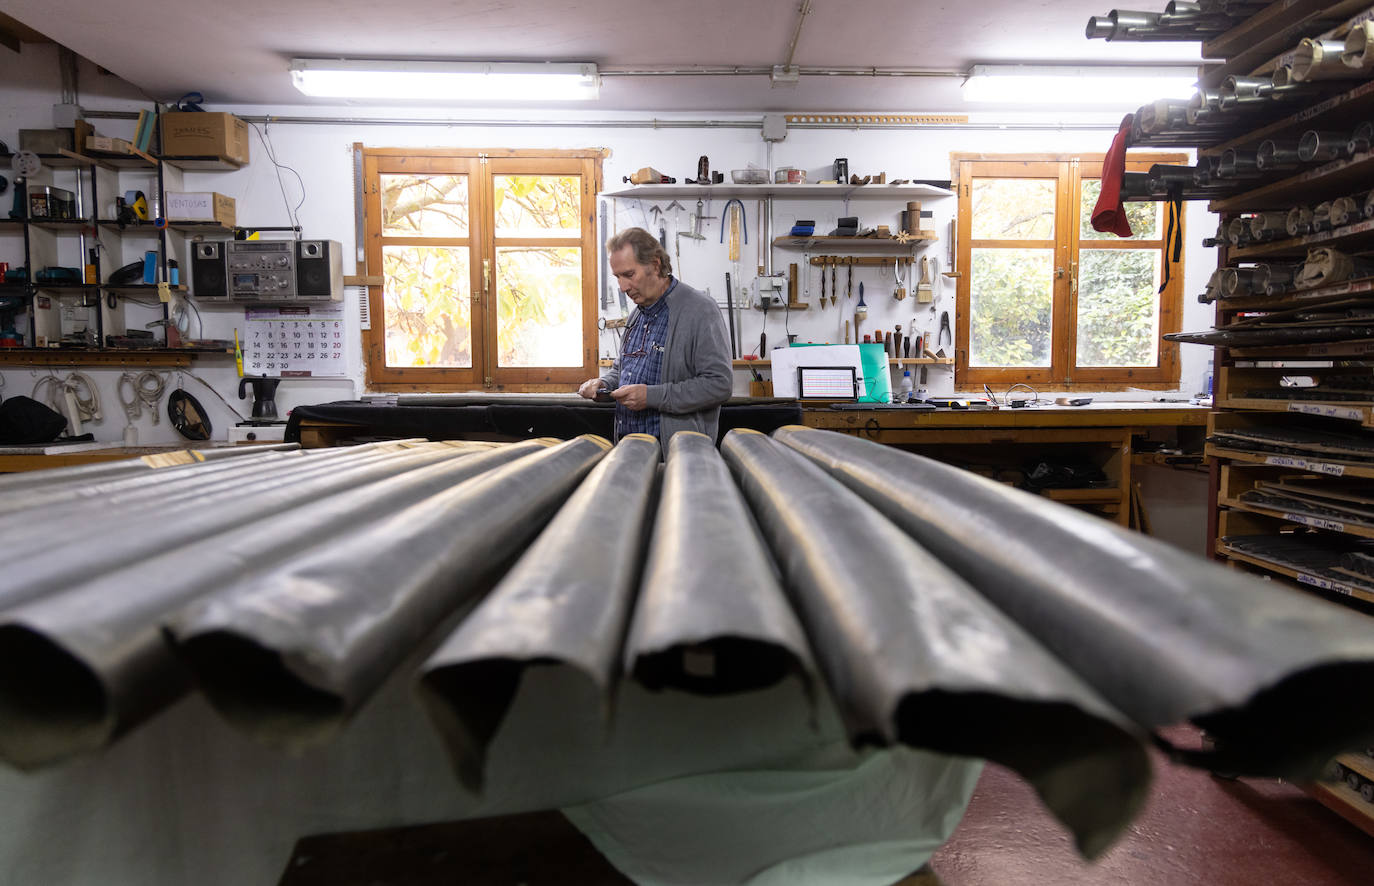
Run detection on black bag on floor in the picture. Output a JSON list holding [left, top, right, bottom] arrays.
[[0, 395, 67, 443]]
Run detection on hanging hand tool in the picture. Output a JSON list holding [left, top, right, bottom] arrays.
[[720, 199, 748, 259], [937, 310, 951, 357], [650, 204, 667, 248], [846, 258, 853, 301], [893, 257, 906, 301], [845, 319, 850, 344], [819, 255, 826, 309], [854, 281, 867, 342], [894, 324, 902, 357], [725, 271, 738, 359], [759, 284, 770, 357], [830, 258, 837, 307], [917, 255, 934, 303], [599, 200, 613, 311], [691, 198, 717, 239]]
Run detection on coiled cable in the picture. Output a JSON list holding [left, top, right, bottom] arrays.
[[31, 371, 103, 425]]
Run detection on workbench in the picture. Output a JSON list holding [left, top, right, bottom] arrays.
[[801, 402, 1210, 525], [286, 397, 804, 449], [284, 397, 1207, 527]]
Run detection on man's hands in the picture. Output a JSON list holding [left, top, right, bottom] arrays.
[[611, 384, 648, 411], [577, 378, 648, 410]]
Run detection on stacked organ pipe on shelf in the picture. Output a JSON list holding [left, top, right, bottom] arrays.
[[1197, 248, 1374, 302], [1122, 119, 1374, 202], [1097, 13, 1374, 154], [1085, 1, 1268, 42]]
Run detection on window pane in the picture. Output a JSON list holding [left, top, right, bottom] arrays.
[[969, 249, 1053, 367], [381, 174, 468, 237], [1077, 249, 1161, 367], [1080, 180, 1158, 240], [971, 179, 1055, 240], [382, 245, 471, 367], [496, 246, 583, 367], [494, 175, 581, 238]]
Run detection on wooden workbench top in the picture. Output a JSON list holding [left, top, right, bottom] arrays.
[[802, 401, 1210, 430]]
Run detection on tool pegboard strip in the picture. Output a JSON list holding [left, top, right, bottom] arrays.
[[786, 114, 970, 126]]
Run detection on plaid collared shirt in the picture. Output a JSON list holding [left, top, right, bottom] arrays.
[[614, 279, 675, 441]]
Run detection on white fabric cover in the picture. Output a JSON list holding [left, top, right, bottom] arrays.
[[1, 660, 979, 885]]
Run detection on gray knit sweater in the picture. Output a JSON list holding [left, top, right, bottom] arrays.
[[600, 280, 732, 443]]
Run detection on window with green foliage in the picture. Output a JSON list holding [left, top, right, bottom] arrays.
[[361, 148, 602, 391], [952, 155, 1183, 390]]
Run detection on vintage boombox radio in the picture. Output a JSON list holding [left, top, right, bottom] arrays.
[[191, 239, 343, 304]]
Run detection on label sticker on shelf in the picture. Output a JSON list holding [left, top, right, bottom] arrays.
[[1264, 455, 1346, 475], [1297, 573, 1353, 596], [1282, 512, 1345, 532], [157, 282, 171, 303], [1288, 402, 1363, 422]]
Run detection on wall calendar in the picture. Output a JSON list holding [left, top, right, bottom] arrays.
[[243, 306, 348, 377]]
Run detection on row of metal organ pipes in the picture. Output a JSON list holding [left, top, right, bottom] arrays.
[[2, 425, 1374, 858]]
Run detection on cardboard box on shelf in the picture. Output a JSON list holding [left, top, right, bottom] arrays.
[[19, 129, 73, 154], [85, 135, 134, 155], [165, 191, 236, 228], [159, 112, 250, 165]]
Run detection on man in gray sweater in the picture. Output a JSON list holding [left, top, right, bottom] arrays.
[[578, 227, 732, 443]]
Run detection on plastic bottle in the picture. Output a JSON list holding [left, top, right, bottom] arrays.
[[1202, 359, 1214, 398], [899, 369, 914, 399]]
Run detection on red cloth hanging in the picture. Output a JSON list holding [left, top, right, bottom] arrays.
[[1091, 114, 1134, 238]]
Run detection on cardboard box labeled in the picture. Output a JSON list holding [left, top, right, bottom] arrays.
[[160, 112, 250, 165], [85, 135, 134, 155], [165, 191, 236, 228]]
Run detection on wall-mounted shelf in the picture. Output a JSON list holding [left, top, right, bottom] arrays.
[[775, 234, 936, 250], [601, 182, 954, 200], [0, 347, 228, 367], [26, 219, 93, 233]]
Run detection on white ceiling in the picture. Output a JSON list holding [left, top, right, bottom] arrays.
[[0, 0, 1204, 112]]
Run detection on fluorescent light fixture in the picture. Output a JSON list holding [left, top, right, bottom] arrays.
[[962, 64, 1197, 106], [289, 59, 601, 101]]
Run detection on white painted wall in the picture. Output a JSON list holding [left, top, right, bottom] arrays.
[[0, 45, 1218, 445]]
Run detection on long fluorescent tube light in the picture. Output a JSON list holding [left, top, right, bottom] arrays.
[[962, 64, 1197, 106], [289, 59, 601, 101]]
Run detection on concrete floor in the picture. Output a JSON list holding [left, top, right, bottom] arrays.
[[929, 727, 1374, 886]]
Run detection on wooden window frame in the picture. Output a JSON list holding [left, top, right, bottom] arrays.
[[951, 152, 1185, 392], [361, 146, 604, 392]]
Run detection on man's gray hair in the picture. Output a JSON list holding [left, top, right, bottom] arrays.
[[606, 227, 673, 278]]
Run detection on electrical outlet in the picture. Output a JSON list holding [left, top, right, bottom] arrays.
[[753, 292, 784, 309]]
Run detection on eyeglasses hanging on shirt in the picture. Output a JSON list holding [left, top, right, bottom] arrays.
[[623, 317, 663, 358]]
